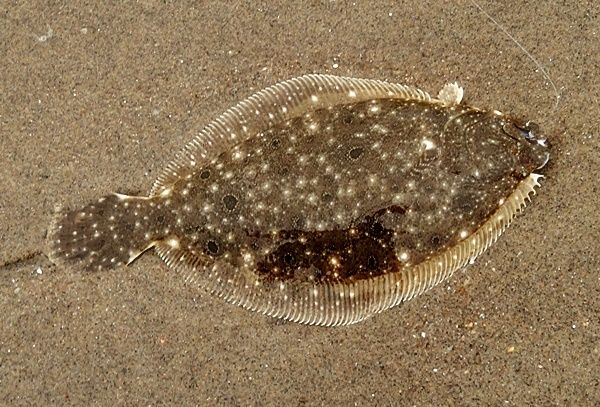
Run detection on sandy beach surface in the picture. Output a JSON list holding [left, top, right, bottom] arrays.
[[1, 1, 598, 405]]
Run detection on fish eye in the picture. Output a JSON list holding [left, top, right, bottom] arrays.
[[521, 121, 541, 141], [502, 120, 541, 143]]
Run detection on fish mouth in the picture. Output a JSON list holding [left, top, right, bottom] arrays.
[[519, 121, 551, 170], [521, 121, 551, 169], [538, 150, 550, 169]]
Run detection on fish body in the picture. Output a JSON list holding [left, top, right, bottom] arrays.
[[49, 75, 549, 326]]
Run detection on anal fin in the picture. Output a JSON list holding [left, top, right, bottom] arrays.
[[155, 236, 202, 268]]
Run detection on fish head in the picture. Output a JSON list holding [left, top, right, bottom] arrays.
[[499, 117, 550, 171]]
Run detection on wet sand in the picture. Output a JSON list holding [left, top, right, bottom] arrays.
[[1, 1, 598, 405]]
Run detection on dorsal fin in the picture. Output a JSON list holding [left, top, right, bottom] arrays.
[[150, 74, 433, 196]]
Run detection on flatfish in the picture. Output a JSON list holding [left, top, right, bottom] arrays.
[[48, 74, 550, 326]]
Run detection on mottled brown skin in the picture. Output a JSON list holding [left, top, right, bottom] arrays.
[[255, 205, 407, 284], [51, 98, 548, 286]]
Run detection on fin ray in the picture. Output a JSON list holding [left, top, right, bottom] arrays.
[[150, 74, 435, 196]]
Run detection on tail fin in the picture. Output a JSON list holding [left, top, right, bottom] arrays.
[[48, 193, 157, 272]]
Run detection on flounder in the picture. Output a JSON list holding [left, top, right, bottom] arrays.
[[48, 74, 549, 326]]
